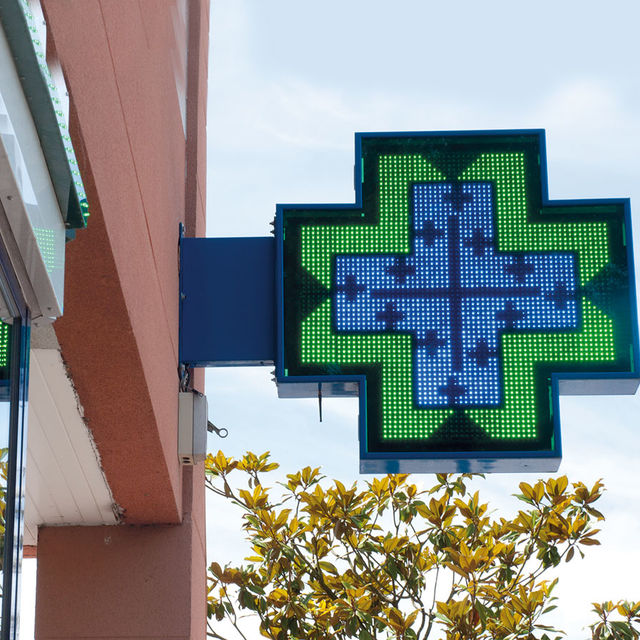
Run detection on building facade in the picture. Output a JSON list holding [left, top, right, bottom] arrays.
[[0, 1, 209, 637]]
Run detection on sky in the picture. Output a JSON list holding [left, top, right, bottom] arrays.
[[203, 1, 640, 638]]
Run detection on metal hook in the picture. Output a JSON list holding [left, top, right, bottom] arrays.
[[207, 420, 228, 438]]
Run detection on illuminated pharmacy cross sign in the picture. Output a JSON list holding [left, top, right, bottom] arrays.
[[334, 181, 580, 407], [276, 131, 638, 473]]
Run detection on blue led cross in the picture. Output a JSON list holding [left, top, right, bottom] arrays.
[[333, 182, 581, 407]]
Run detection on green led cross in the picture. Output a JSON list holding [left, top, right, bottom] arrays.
[[278, 132, 637, 471]]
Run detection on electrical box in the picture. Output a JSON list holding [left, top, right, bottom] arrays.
[[178, 390, 208, 465]]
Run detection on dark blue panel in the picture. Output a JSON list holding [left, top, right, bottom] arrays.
[[180, 237, 275, 366]]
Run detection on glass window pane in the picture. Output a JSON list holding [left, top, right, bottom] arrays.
[[0, 263, 28, 639]]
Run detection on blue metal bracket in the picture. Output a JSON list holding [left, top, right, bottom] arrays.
[[179, 236, 275, 366]]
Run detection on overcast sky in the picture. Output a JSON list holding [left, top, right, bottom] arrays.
[[204, 1, 640, 638]]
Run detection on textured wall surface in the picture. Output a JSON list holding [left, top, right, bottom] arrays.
[[34, 0, 209, 637], [43, 0, 208, 524]]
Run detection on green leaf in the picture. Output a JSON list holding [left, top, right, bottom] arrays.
[[246, 582, 265, 595], [610, 620, 634, 639], [435, 612, 452, 624], [405, 628, 417, 640], [318, 560, 338, 574]]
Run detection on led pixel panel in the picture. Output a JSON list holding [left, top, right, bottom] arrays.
[[0, 322, 11, 401], [276, 131, 639, 473]]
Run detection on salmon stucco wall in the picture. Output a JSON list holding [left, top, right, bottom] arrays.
[[35, 0, 209, 637], [41, 0, 209, 524]]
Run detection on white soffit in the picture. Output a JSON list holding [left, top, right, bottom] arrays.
[[24, 342, 118, 545]]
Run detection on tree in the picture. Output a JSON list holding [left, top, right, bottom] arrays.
[[205, 451, 640, 640]]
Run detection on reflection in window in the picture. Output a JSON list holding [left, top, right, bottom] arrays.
[[0, 299, 28, 639], [0, 321, 10, 616]]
